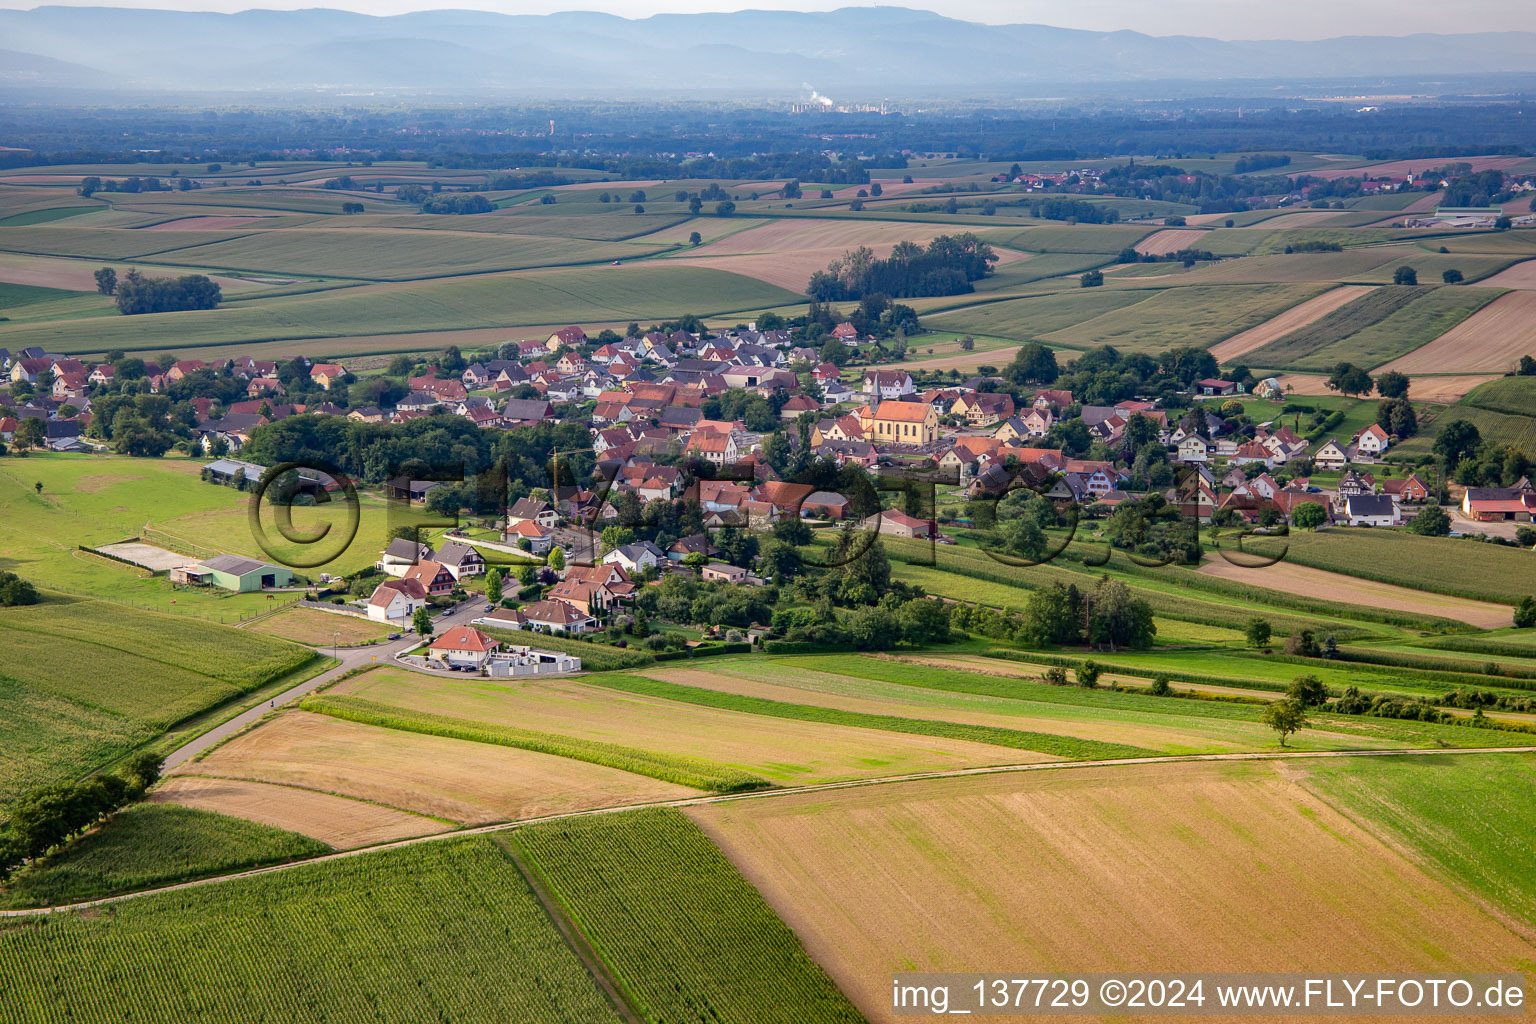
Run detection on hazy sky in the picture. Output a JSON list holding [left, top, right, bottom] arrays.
[[3, 0, 1531, 40]]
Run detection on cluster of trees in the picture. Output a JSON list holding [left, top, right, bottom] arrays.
[[76, 175, 172, 196], [1232, 153, 1292, 173], [420, 194, 494, 215], [1103, 493, 1202, 564], [1433, 420, 1531, 487], [1032, 198, 1119, 224], [242, 413, 596, 504], [107, 269, 222, 315], [1021, 577, 1157, 650], [0, 571, 40, 606], [806, 234, 997, 301], [0, 753, 162, 881], [629, 573, 777, 629]]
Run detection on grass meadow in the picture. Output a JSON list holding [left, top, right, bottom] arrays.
[[0, 594, 312, 807]]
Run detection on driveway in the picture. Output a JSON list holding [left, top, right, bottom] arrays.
[[163, 602, 475, 770]]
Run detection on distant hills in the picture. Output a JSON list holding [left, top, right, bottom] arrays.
[[2, 5, 1536, 95]]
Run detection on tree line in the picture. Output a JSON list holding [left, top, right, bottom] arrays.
[[807, 234, 998, 301]]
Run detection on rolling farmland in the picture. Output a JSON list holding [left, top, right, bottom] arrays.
[[1374, 290, 1536, 373], [0, 839, 629, 1024], [510, 808, 864, 1024], [691, 759, 1536, 1024], [1041, 283, 1326, 353]]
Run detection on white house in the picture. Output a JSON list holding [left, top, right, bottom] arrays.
[[425, 625, 500, 669], [1177, 436, 1210, 464], [603, 540, 664, 573], [366, 577, 428, 624], [1313, 439, 1349, 471], [380, 537, 434, 577], [1341, 494, 1402, 527], [1353, 423, 1391, 456]]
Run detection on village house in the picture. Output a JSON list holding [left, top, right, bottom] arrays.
[[862, 369, 914, 400], [1312, 439, 1349, 471], [403, 559, 455, 596], [309, 363, 347, 390], [367, 577, 429, 624], [511, 599, 599, 634], [1462, 483, 1536, 522], [502, 518, 554, 554], [951, 392, 1015, 427], [604, 540, 665, 573], [860, 509, 937, 539], [426, 626, 501, 670], [1341, 494, 1402, 527], [701, 562, 748, 584], [1382, 472, 1431, 504], [434, 540, 485, 580]]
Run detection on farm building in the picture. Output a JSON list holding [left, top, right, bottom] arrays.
[[1462, 485, 1536, 522], [177, 554, 293, 592]]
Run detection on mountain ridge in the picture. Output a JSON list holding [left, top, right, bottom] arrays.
[[2, 5, 1534, 94]]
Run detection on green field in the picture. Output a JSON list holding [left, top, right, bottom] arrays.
[[773, 655, 1530, 749], [0, 595, 313, 807], [0, 453, 424, 617], [1302, 753, 1536, 928], [0, 803, 327, 908], [1040, 283, 1327, 353], [0, 838, 628, 1023], [1248, 285, 1501, 370], [510, 808, 864, 1024], [1400, 376, 1536, 456], [0, 263, 803, 356], [146, 228, 676, 280], [925, 288, 1149, 343], [1247, 529, 1536, 604]]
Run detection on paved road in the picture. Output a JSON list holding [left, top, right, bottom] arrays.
[[12, 744, 1535, 917], [162, 602, 483, 770]]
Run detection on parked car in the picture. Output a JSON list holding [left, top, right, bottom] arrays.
[[387, 633, 400, 640], [484, 603, 494, 612]]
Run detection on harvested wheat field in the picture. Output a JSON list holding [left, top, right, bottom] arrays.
[[151, 775, 445, 849], [690, 760, 1536, 1024], [1133, 228, 1209, 256], [1374, 290, 1536, 373], [1198, 557, 1511, 628], [1473, 258, 1536, 290], [141, 215, 275, 230], [331, 668, 1029, 783], [176, 711, 700, 827], [246, 606, 391, 646], [1273, 372, 1498, 402], [1210, 284, 1377, 361]]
